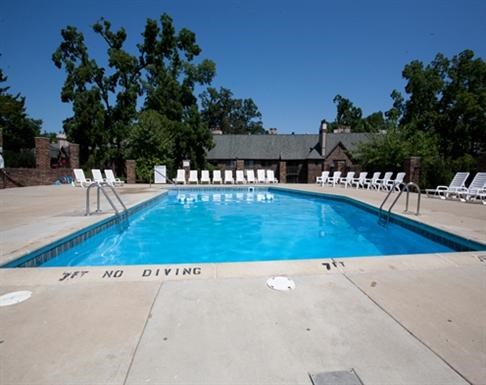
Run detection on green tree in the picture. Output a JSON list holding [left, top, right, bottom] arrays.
[[127, 110, 174, 182], [401, 50, 486, 160], [139, 14, 216, 168], [53, 13, 216, 173], [0, 68, 42, 167], [52, 21, 140, 170], [331, 94, 363, 131], [200, 87, 264, 134], [355, 129, 443, 187]]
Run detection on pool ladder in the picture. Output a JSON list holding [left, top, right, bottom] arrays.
[[85, 182, 128, 218], [378, 182, 421, 224]]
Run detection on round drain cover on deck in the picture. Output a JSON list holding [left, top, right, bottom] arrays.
[[0, 291, 32, 307], [266, 276, 295, 291]]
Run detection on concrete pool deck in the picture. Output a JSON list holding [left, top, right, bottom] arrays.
[[1, 183, 485, 384]]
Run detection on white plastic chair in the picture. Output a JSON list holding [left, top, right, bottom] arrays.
[[212, 170, 223, 184], [316, 171, 329, 185], [200, 170, 210, 184], [91, 169, 105, 184], [188, 170, 199, 184], [327, 171, 342, 187], [175, 169, 186, 184], [385, 172, 406, 191], [104, 169, 124, 187], [257, 169, 266, 183], [425, 172, 470, 199], [266, 169, 278, 183], [246, 170, 256, 184], [364, 172, 381, 190], [236, 170, 246, 184], [339, 171, 355, 188], [351, 172, 367, 189], [224, 170, 234, 184], [72, 169, 93, 188], [376, 172, 393, 191], [456, 172, 486, 201]]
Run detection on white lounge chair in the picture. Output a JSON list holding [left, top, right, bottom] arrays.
[[375, 172, 393, 191], [188, 170, 198, 184], [456, 172, 486, 202], [266, 169, 278, 183], [200, 170, 210, 184], [316, 171, 329, 185], [327, 171, 342, 187], [224, 170, 234, 184], [246, 169, 256, 184], [351, 172, 367, 189], [212, 170, 222, 184], [236, 170, 246, 184], [425, 172, 470, 199], [104, 169, 124, 187], [175, 169, 186, 184], [257, 169, 266, 183], [385, 172, 406, 191], [91, 169, 105, 184], [72, 169, 93, 188], [363, 172, 380, 189], [339, 171, 355, 188]]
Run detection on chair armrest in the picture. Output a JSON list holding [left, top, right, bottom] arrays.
[[435, 186, 448, 191]]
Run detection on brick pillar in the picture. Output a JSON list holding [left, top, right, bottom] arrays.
[[126, 159, 136, 184], [69, 143, 79, 169], [279, 161, 286, 183], [404, 156, 421, 185], [35, 137, 50, 169], [236, 159, 244, 170]]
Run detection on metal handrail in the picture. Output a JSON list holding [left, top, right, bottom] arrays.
[[378, 181, 404, 223], [404, 182, 421, 215], [379, 181, 421, 224], [86, 182, 127, 216]]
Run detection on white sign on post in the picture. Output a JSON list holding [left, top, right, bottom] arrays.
[[154, 165, 167, 184]]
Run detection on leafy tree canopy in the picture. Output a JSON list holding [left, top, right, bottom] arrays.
[[200, 87, 265, 134], [53, 13, 217, 173], [0, 68, 42, 152], [329, 50, 486, 187]]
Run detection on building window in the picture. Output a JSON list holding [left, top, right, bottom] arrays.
[[244, 160, 254, 168]]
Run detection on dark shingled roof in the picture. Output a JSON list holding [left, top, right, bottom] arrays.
[[207, 133, 371, 160]]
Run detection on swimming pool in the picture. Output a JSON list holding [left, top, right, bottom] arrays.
[[21, 187, 482, 267]]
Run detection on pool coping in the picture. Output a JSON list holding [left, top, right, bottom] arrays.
[[2, 190, 167, 268], [2, 185, 485, 269]]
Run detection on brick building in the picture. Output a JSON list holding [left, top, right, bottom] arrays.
[[207, 123, 371, 183]]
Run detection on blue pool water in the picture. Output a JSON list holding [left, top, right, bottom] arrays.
[[39, 188, 460, 267]]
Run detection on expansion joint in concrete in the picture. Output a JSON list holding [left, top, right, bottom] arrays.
[[340, 272, 474, 385], [122, 281, 165, 385]]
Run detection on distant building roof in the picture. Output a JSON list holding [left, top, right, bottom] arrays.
[[325, 132, 371, 156], [207, 133, 371, 160]]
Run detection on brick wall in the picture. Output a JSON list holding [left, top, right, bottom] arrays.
[[278, 161, 286, 183], [126, 160, 136, 184], [323, 144, 353, 172], [69, 143, 80, 169], [1, 168, 74, 189], [404, 156, 421, 185], [35, 137, 50, 169]]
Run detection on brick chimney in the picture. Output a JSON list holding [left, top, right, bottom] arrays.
[[319, 120, 327, 157]]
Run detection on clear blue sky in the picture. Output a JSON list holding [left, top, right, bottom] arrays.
[[1, 0, 485, 134]]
